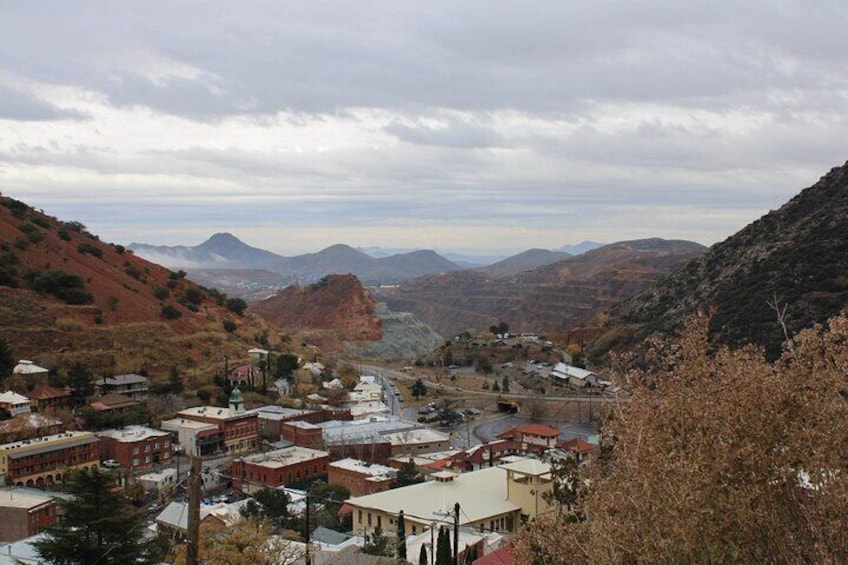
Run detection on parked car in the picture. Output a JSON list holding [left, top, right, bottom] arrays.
[[102, 459, 120, 468]]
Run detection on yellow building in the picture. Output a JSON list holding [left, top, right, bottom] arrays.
[[0, 431, 100, 487], [346, 457, 553, 538]]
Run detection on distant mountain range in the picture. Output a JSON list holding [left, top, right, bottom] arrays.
[[130, 234, 463, 285], [556, 241, 605, 255], [375, 238, 706, 337], [587, 161, 848, 360]]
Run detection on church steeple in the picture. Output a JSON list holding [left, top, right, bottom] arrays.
[[229, 386, 244, 414]]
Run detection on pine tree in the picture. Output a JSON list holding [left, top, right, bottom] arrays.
[[419, 543, 429, 565], [34, 468, 163, 565]]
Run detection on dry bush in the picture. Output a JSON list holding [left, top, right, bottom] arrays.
[[515, 313, 848, 564]]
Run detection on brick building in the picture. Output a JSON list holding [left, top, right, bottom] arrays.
[[328, 458, 395, 496], [96, 425, 172, 471], [160, 418, 221, 457], [232, 445, 330, 493], [0, 490, 57, 542], [176, 389, 258, 454], [256, 405, 351, 442], [0, 431, 100, 487]]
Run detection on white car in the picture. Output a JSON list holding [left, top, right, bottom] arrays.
[[102, 459, 120, 468]]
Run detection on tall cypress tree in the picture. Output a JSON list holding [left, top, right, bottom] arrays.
[[34, 467, 163, 564], [397, 509, 407, 560], [419, 543, 429, 565], [436, 525, 453, 565]]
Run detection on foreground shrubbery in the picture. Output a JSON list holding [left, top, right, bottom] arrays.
[[515, 313, 848, 564]]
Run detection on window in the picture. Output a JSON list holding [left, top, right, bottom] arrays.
[[132, 458, 139, 466], [367, 513, 372, 526], [377, 515, 382, 528], [133, 447, 139, 455]]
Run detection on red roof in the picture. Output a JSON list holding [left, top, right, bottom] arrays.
[[473, 543, 515, 565], [559, 438, 597, 454], [498, 424, 560, 440], [27, 384, 70, 400]]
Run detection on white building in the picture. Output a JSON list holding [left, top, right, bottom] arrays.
[[551, 363, 598, 388], [0, 392, 31, 417]]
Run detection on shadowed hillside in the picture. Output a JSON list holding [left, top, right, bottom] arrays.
[[587, 161, 848, 360]]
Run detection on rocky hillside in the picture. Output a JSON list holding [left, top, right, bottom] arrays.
[[588, 162, 848, 360], [251, 274, 442, 359], [251, 274, 383, 341], [376, 238, 705, 338], [0, 195, 280, 377], [131, 234, 462, 285]]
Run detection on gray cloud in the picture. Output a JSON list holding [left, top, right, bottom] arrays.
[[2, 1, 848, 253]]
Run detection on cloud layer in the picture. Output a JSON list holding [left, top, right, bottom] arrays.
[[2, 1, 847, 254]]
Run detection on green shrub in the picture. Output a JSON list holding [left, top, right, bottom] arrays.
[[27, 230, 45, 244], [24, 270, 93, 305], [161, 305, 182, 320], [77, 242, 103, 258], [226, 297, 248, 315], [153, 286, 169, 300], [57, 228, 71, 242], [183, 287, 203, 305], [30, 215, 51, 229], [223, 319, 237, 333]]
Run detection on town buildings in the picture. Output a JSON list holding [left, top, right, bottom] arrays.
[[497, 424, 561, 452], [346, 457, 554, 537], [0, 431, 100, 487], [99, 374, 150, 400], [96, 425, 172, 471], [328, 458, 395, 496], [174, 388, 259, 455], [26, 385, 72, 413], [0, 392, 31, 417], [231, 445, 330, 493], [0, 490, 57, 543]]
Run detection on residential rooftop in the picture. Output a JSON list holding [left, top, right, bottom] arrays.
[[237, 446, 329, 469], [96, 425, 170, 442], [0, 490, 53, 509], [329, 458, 396, 479], [177, 406, 256, 420], [320, 416, 419, 445]]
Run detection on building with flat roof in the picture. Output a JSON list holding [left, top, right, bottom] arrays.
[[176, 394, 258, 455], [96, 425, 172, 471], [232, 446, 330, 493], [328, 458, 396, 496], [0, 431, 99, 487], [382, 428, 451, 456], [160, 418, 221, 457], [0, 490, 57, 543]]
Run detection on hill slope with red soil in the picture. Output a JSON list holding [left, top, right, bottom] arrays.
[[0, 194, 279, 377]]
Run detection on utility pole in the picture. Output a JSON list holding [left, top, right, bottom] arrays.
[[453, 502, 460, 565], [304, 491, 311, 565], [186, 456, 202, 565]]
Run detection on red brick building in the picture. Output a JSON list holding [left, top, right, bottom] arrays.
[[328, 458, 396, 496], [176, 389, 259, 455], [0, 490, 57, 542], [232, 446, 330, 493], [0, 431, 100, 487], [256, 405, 351, 442], [96, 425, 172, 471]]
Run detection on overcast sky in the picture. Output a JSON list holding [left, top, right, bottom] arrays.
[[2, 1, 847, 255]]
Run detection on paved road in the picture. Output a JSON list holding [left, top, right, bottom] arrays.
[[362, 364, 624, 404]]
